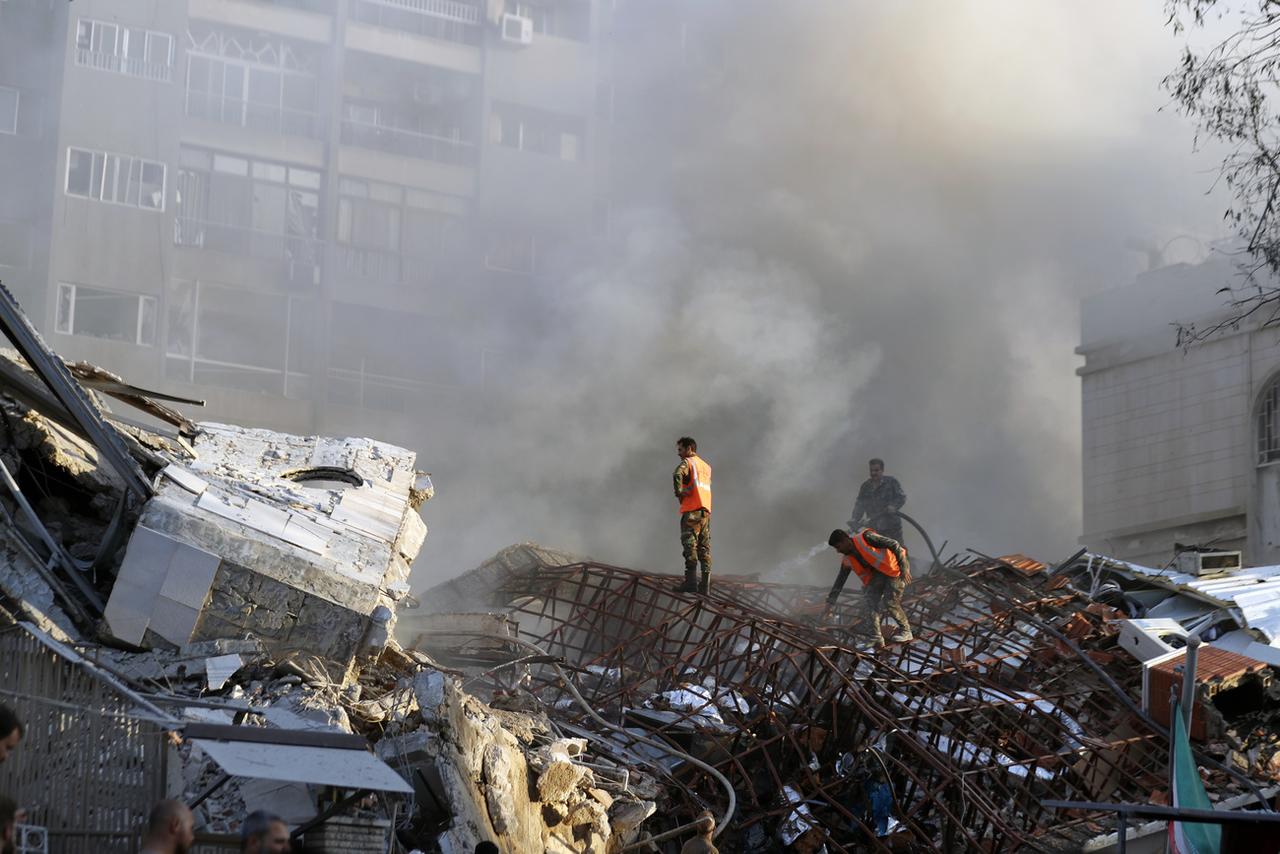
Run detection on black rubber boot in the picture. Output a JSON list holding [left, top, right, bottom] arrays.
[[676, 566, 698, 593]]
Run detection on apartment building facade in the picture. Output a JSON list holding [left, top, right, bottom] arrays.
[[0, 0, 610, 446], [1079, 254, 1280, 567]]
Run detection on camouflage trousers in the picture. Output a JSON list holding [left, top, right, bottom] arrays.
[[680, 509, 711, 571], [864, 572, 909, 643]]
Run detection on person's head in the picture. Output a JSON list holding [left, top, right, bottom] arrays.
[[677, 437, 697, 458], [0, 706, 22, 764], [475, 843, 500, 854], [241, 810, 289, 854], [145, 800, 195, 854], [868, 458, 885, 480], [0, 795, 16, 849], [829, 528, 855, 556], [695, 810, 715, 837]]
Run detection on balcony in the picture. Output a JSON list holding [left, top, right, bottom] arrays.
[[185, 91, 326, 140], [75, 48, 173, 83], [174, 217, 321, 285], [349, 0, 481, 45], [339, 119, 476, 166], [187, 0, 334, 43]]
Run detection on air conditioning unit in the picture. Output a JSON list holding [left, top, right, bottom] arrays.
[[1173, 549, 1242, 577], [501, 14, 533, 45]]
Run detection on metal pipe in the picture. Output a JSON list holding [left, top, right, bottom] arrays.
[[1043, 799, 1280, 825], [1181, 634, 1201, 731]]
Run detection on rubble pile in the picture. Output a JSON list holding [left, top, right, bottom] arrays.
[[412, 547, 1280, 852], [0, 287, 1278, 853]]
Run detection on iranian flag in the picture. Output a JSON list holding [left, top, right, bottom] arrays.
[[1168, 699, 1221, 854]]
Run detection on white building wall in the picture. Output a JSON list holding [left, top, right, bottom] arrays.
[[1079, 257, 1280, 567]]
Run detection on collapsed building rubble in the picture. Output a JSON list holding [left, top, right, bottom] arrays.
[[0, 287, 660, 853], [407, 544, 1280, 852], [0, 282, 1277, 852]]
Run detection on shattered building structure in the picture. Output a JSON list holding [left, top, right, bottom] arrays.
[[0, 285, 1276, 852], [0, 0, 613, 451], [1079, 252, 1280, 565]]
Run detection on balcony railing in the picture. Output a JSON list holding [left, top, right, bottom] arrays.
[[335, 245, 436, 287], [75, 48, 173, 82], [349, 0, 482, 45], [174, 217, 322, 277], [328, 365, 457, 413], [340, 119, 477, 166], [184, 91, 325, 139]]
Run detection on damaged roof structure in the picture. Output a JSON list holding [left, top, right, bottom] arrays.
[[409, 545, 1280, 852], [1, 278, 1278, 853]]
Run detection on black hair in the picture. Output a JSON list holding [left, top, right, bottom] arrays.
[[828, 529, 851, 547], [0, 705, 22, 740], [678, 436, 697, 452]]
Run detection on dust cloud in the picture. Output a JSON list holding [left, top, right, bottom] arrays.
[[411, 0, 1228, 588]]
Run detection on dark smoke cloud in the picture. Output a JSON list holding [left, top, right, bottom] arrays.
[[419, 2, 1230, 585]]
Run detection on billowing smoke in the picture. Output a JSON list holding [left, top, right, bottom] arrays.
[[412, 1, 1228, 587]]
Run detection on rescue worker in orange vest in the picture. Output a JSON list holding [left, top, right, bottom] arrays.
[[823, 528, 913, 646], [673, 436, 712, 594]]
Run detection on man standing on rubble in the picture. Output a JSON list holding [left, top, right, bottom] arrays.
[[848, 458, 906, 545], [138, 800, 196, 854], [823, 528, 912, 646], [673, 436, 712, 594]]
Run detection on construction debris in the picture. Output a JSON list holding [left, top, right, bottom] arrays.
[[0, 286, 1277, 852]]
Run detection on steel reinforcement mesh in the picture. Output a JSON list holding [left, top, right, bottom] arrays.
[[496, 558, 1184, 852]]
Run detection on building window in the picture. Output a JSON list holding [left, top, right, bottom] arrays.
[[165, 280, 314, 396], [65, 148, 167, 210], [484, 230, 537, 274], [0, 86, 17, 135], [55, 284, 157, 345], [174, 146, 320, 270], [1259, 378, 1280, 464], [336, 178, 460, 284], [328, 302, 461, 412], [185, 27, 321, 138], [490, 103, 584, 161], [75, 18, 174, 82]]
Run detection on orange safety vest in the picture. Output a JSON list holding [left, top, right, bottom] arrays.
[[678, 454, 712, 514], [841, 530, 900, 586]]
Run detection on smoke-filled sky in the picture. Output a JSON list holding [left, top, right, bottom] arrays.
[[410, 0, 1234, 588]]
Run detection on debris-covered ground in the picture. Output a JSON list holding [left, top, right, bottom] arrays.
[[0, 285, 1278, 853]]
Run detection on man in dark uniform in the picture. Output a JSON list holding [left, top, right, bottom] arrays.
[[848, 458, 905, 543]]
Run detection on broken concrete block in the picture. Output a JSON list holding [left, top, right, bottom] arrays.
[[204, 654, 243, 690], [588, 788, 614, 810], [412, 669, 447, 720], [567, 798, 609, 836], [106, 425, 431, 671], [482, 744, 517, 835], [537, 760, 588, 804], [609, 800, 656, 837]]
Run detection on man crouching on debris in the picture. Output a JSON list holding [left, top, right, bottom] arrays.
[[824, 528, 912, 646], [674, 436, 713, 594]]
